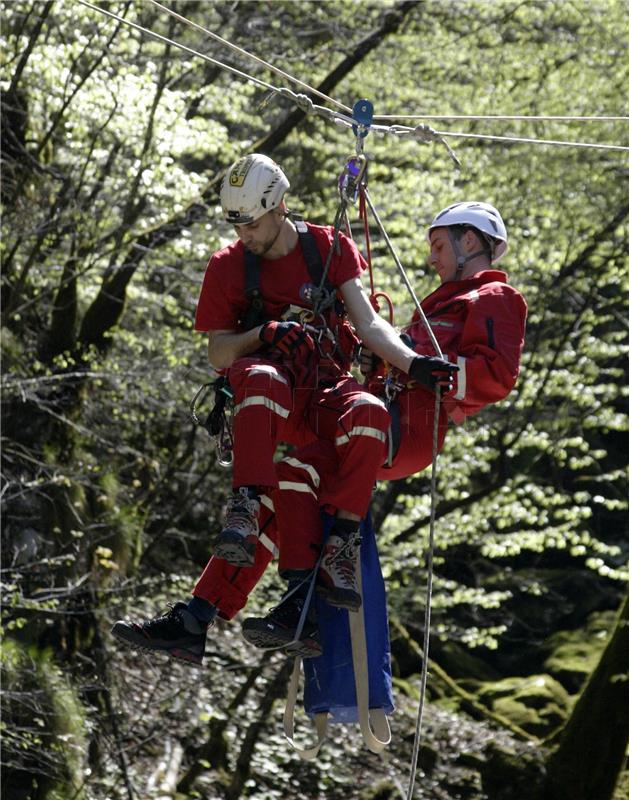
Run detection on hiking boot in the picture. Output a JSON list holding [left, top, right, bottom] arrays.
[[317, 527, 362, 611], [111, 603, 208, 665], [242, 593, 322, 659], [214, 487, 260, 567]]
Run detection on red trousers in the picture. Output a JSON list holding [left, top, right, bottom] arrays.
[[193, 357, 390, 615]]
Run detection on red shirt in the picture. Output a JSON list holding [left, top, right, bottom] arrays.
[[406, 270, 527, 423], [195, 223, 365, 332]]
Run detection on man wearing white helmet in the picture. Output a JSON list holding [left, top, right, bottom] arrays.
[[112, 154, 456, 663]]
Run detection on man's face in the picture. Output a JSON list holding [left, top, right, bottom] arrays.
[[233, 209, 284, 256], [428, 227, 458, 283]]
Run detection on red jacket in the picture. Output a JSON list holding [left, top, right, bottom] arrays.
[[406, 270, 527, 423]]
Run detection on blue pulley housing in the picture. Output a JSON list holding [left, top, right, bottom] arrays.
[[352, 98, 374, 138]]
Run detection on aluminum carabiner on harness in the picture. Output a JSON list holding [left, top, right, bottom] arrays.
[[190, 378, 234, 468]]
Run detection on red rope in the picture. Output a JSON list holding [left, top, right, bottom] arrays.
[[360, 187, 395, 324]]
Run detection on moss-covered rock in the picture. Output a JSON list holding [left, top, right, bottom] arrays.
[[475, 674, 571, 737], [479, 740, 545, 800], [432, 640, 503, 683], [1, 638, 88, 800], [542, 609, 617, 693]]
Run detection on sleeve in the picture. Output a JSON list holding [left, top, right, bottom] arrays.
[[194, 254, 246, 332], [329, 230, 366, 287], [445, 287, 527, 413]]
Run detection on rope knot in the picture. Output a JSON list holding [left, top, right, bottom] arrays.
[[276, 87, 315, 115], [410, 122, 441, 143]]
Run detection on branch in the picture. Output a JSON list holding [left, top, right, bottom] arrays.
[[224, 659, 293, 800]]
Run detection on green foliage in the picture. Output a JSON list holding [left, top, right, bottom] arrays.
[[1, 639, 88, 800], [1, 0, 627, 797]]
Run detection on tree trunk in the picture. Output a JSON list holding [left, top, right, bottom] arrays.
[[543, 590, 629, 800]]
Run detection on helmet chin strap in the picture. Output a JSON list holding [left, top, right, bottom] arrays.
[[447, 228, 487, 278]]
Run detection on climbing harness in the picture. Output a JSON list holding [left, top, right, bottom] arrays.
[[189, 377, 234, 468], [241, 215, 357, 371]]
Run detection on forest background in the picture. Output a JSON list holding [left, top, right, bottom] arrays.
[[1, 1, 627, 799]]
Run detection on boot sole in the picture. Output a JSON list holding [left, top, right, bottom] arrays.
[[242, 621, 322, 659], [316, 585, 362, 612], [111, 625, 204, 666], [215, 533, 256, 567]]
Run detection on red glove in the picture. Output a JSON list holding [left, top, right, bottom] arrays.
[[259, 320, 315, 358]]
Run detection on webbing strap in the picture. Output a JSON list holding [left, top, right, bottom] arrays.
[[283, 540, 391, 760], [242, 219, 341, 329], [348, 553, 391, 753], [293, 218, 326, 288], [283, 657, 329, 760]]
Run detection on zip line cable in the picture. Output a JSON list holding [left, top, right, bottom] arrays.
[[407, 129, 629, 152], [77, 0, 629, 155], [375, 114, 629, 122], [147, 0, 352, 114]]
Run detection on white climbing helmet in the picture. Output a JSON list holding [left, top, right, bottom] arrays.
[[428, 201, 508, 262], [220, 153, 290, 224]]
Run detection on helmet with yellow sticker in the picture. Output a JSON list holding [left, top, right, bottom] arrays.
[[220, 153, 290, 224]]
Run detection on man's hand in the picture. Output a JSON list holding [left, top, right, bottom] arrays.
[[408, 355, 459, 393], [358, 345, 381, 376], [259, 320, 315, 357]]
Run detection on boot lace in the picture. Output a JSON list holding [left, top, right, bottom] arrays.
[[324, 532, 361, 589], [224, 493, 260, 536]]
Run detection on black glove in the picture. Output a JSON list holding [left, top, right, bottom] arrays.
[[408, 355, 459, 393], [259, 320, 315, 357]]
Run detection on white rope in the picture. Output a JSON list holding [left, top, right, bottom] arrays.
[[406, 388, 441, 800], [147, 0, 352, 114], [374, 114, 629, 123], [426, 129, 629, 152]]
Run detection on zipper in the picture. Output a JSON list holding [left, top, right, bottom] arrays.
[[486, 317, 495, 348]]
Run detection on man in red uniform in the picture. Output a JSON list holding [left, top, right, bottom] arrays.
[[112, 154, 455, 663], [238, 201, 527, 653]]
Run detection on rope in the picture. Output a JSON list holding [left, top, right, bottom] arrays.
[[427, 129, 629, 152], [147, 0, 352, 114], [374, 114, 629, 122], [362, 187, 443, 359], [406, 387, 441, 800]]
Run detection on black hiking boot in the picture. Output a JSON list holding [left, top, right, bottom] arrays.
[[111, 603, 208, 665], [242, 593, 322, 659]]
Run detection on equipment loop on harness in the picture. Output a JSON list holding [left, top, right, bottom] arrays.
[[190, 378, 234, 468]]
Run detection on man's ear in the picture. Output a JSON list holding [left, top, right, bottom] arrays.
[[463, 228, 480, 251]]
